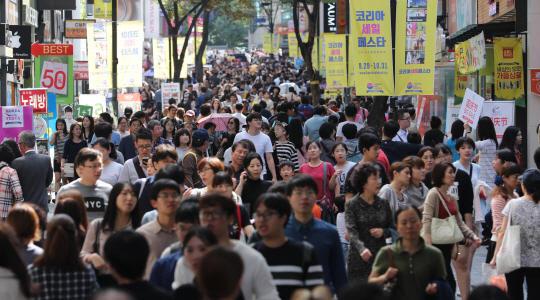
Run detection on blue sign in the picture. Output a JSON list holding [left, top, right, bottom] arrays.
[[254, 18, 267, 23], [295, 58, 303, 67], [34, 93, 57, 142]]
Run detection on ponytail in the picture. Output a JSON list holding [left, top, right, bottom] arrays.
[[532, 190, 540, 204]]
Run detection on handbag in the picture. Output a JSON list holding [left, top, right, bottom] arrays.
[[382, 246, 397, 293], [490, 275, 508, 293], [496, 200, 521, 275], [430, 191, 464, 244]]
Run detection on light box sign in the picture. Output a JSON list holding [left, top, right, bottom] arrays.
[[19, 88, 48, 114]]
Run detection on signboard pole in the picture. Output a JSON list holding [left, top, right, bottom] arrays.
[[111, 0, 119, 118]]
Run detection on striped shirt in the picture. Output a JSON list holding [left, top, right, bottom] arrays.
[[252, 240, 324, 300], [475, 139, 497, 189], [491, 193, 517, 235], [275, 141, 299, 172], [53, 132, 68, 160]]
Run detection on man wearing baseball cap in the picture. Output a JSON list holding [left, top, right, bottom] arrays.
[[182, 129, 213, 188]]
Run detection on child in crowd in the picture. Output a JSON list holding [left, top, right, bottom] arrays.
[[279, 161, 296, 181]]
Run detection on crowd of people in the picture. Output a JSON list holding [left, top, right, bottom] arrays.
[[0, 51, 537, 300]]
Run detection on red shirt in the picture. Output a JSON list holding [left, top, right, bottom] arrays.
[[299, 162, 335, 207], [437, 190, 458, 219]]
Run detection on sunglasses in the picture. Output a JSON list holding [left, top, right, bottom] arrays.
[[228, 121, 235, 124]]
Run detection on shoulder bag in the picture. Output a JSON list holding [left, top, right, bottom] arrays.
[[133, 156, 147, 179], [496, 200, 521, 274], [430, 190, 465, 244], [382, 246, 397, 293]]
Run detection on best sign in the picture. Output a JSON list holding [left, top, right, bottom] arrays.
[[20, 88, 48, 114]]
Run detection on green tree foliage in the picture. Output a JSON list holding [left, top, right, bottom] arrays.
[[209, 15, 248, 47]]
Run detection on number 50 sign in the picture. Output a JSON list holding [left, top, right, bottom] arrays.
[[40, 61, 68, 95]]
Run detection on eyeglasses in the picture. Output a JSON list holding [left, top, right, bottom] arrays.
[[198, 167, 213, 175], [138, 145, 152, 150], [228, 121, 235, 125], [83, 164, 103, 170], [436, 153, 451, 160], [292, 190, 316, 196], [157, 193, 180, 200], [253, 211, 279, 221], [199, 210, 226, 219]]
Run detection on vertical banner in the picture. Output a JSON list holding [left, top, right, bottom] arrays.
[[455, 62, 468, 104], [348, 38, 355, 87], [153, 38, 170, 79], [325, 34, 347, 89], [312, 37, 319, 71], [494, 37, 525, 107], [481, 101, 515, 143], [263, 34, 272, 53], [350, 0, 394, 95], [395, 0, 437, 95], [456, 31, 486, 75], [87, 23, 113, 90], [144, 0, 160, 38], [288, 33, 298, 58], [273, 33, 279, 53], [117, 21, 144, 88], [319, 33, 327, 72]]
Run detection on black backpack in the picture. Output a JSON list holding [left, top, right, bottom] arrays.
[[316, 202, 336, 225]]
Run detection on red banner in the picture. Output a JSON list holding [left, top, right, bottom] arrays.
[[73, 61, 89, 80], [19, 89, 48, 114]]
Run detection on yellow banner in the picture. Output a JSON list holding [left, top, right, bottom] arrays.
[[350, 0, 394, 95], [94, 0, 112, 19], [325, 34, 347, 89], [117, 21, 143, 88], [494, 37, 525, 107], [456, 40, 472, 74], [319, 33, 327, 71], [395, 0, 437, 95], [348, 38, 355, 87], [176, 38, 188, 78], [454, 62, 467, 104], [87, 23, 113, 90], [153, 38, 170, 79], [273, 33, 280, 53], [312, 37, 319, 71], [263, 34, 272, 53], [288, 33, 298, 58]]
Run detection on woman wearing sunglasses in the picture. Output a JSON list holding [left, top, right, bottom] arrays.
[[219, 118, 240, 152]]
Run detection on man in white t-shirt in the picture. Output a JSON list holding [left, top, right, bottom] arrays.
[[233, 113, 277, 183], [336, 104, 364, 141]]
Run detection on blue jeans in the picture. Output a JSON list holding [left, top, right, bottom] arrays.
[[341, 243, 349, 266]]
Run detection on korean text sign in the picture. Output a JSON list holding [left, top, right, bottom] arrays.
[[0, 106, 33, 142], [481, 101, 514, 143], [325, 34, 347, 89], [394, 0, 437, 95], [87, 23, 113, 90], [19, 88, 48, 114], [458, 89, 485, 129], [117, 21, 143, 88], [350, 0, 394, 95], [494, 37, 525, 107]]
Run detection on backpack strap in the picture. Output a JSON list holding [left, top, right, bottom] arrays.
[[133, 156, 147, 179], [323, 162, 327, 200], [139, 178, 148, 199], [236, 204, 242, 239]]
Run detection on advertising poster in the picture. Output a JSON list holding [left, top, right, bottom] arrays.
[[445, 97, 461, 133], [118, 93, 142, 117], [34, 93, 57, 140], [36, 138, 49, 155], [456, 31, 486, 74], [34, 53, 74, 105], [458, 88, 485, 129], [79, 94, 107, 117], [144, 0, 160, 39], [153, 38, 170, 79], [325, 34, 347, 89], [73, 61, 89, 80], [117, 21, 144, 88], [531, 69, 540, 96], [350, 0, 394, 95], [494, 37, 525, 107], [395, 0, 436, 95], [19, 89, 48, 114], [263, 34, 272, 53], [288, 33, 298, 58], [87, 23, 113, 90], [34, 116, 48, 138], [273, 33, 279, 53], [481, 101, 515, 143], [416, 95, 445, 137], [455, 62, 468, 104], [161, 83, 181, 111], [0, 106, 33, 142], [95, 0, 143, 21]]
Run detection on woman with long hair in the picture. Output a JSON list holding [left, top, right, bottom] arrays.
[[271, 121, 299, 176], [0, 222, 37, 299], [219, 117, 240, 152], [485, 162, 520, 263], [465, 117, 499, 189], [5, 203, 43, 266], [92, 138, 123, 186], [422, 162, 481, 294], [211, 98, 222, 114], [80, 182, 141, 287], [289, 118, 309, 166], [185, 91, 198, 113], [82, 115, 95, 145], [1, 139, 22, 160], [162, 118, 176, 143], [491, 148, 518, 176], [446, 119, 465, 162], [378, 162, 411, 217], [499, 126, 524, 168], [51, 118, 69, 192], [29, 214, 99, 299], [54, 199, 86, 249], [418, 146, 435, 173], [56, 190, 89, 234], [61, 123, 88, 180], [402, 156, 429, 212], [235, 153, 273, 215], [174, 129, 191, 162]]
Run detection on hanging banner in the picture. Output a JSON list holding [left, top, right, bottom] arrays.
[[531, 69, 540, 96], [153, 38, 170, 79], [288, 33, 298, 58], [455, 62, 468, 104], [348, 38, 355, 87], [0, 106, 33, 142], [458, 88, 485, 129], [117, 21, 143, 88], [456, 31, 486, 74], [273, 33, 279, 53], [325, 34, 347, 89], [350, 0, 394, 95], [118, 93, 142, 117], [263, 34, 272, 53], [19, 88, 48, 114], [34, 55, 74, 105], [395, 0, 437, 96], [79, 94, 107, 117], [312, 37, 319, 71], [144, 0, 160, 38], [319, 33, 327, 72], [161, 83, 181, 111], [494, 37, 525, 107], [481, 101, 515, 143], [94, 0, 112, 19], [87, 23, 113, 90]]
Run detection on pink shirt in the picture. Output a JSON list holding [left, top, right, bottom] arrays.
[[299, 162, 335, 206]]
